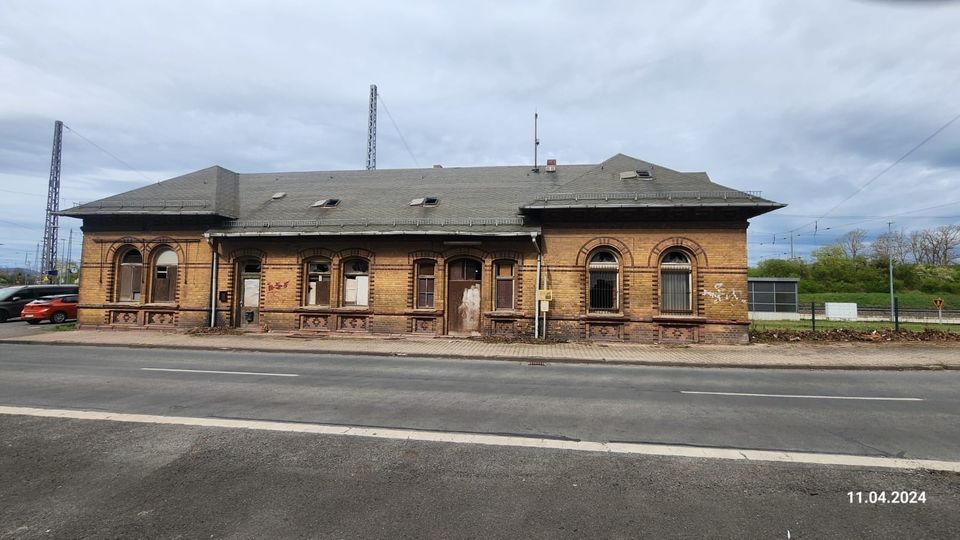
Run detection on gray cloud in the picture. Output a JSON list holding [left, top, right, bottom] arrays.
[[1, 0, 959, 267]]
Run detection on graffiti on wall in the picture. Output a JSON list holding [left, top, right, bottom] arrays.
[[703, 283, 746, 305]]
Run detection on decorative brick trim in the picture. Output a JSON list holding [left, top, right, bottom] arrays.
[[575, 238, 634, 266], [647, 237, 708, 267]]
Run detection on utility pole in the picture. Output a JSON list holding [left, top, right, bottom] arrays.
[[33, 243, 40, 281], [533, 111, 540, 172], [366, 84, 377, 170], [790, 234, 795, 260], [887, 221, 895, 322], [41, 120, 63, 283]]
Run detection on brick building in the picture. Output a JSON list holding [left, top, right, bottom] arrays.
[[61, 153, 783, 344]]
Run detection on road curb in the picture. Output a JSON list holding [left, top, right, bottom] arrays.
[[2, 338, 956, 371]]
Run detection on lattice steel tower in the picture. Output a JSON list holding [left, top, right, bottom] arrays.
[[41, 120, 63, 282], [366, 84, 377, 170]]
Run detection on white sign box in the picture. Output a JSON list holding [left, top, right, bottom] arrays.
[[824, 302, 857, 321]]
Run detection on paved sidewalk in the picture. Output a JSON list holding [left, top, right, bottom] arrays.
[[3, 329, 959, 369]]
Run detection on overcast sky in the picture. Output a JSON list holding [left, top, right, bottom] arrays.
[[2, 0, 959, 268]]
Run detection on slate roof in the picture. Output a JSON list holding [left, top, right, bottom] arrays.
[[61, 153, 784, 236]]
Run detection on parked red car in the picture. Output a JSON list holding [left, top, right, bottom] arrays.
[[20, 294, 78, 324]]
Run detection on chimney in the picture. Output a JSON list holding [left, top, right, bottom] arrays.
[[545, 159, 557, 173]]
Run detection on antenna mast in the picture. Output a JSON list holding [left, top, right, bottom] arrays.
[[41, 120, 63, 283], [366, 84, 377, 170], [532, 111, 540, 172]]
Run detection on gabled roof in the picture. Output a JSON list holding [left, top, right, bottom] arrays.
[[60, 153, 784, 236]]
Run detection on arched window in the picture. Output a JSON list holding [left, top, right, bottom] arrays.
[[660, 251, 692, 313], [152, 249, 178, 303], [342, 259, 370, 306], [494, 260, 515, 310], [415, 260, 436, 309], [305, 259, 331, 306], [588, 250, 619, 311], [117, 249, 143, 302]]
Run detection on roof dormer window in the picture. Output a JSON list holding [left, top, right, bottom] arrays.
[[410, 196, 439, 207], [311, 198, 341, 208]]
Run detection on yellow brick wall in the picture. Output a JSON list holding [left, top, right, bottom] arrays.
[[76, 221, 749, 343]]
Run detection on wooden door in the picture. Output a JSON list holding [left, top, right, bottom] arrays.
[[237, 261, 261, 327], [447, 259, 482, 335]]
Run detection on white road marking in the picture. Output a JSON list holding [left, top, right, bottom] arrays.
[[141, 368, 298, 377], [0, 405, 956, 473], [680, 391, 923, 401]]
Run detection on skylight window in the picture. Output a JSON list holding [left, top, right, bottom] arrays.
[[311, 198, 341, 208], [410, 197, 439, 207], [271, 192, 287, 199]]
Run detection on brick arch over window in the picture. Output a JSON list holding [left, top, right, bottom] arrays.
[[576, 238, 634, 267], [297, 247, 336, 262], [441, 247, 487, 262], [407, 250, 443, 264], [647, 237, 708, 267], [335, 248, 376, 263], [488, 250, 524, 266], [227, 248, 267, 263]]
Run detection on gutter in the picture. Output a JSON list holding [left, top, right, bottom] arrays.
[[203, 230, 541, 238], [531, 232, 542, 339], [208, 237, 218, 328]]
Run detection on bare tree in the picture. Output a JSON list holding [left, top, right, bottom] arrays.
[[872, 229, 909, 264], [838, 228, 868, 258], [910, 225, 960, 265]]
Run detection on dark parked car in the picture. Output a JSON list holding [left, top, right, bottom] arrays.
[[21, 294, 79, 324], [0, 285, 79, 323]]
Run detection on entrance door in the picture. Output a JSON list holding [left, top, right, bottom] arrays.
[[447, 259, 482, 335], [238, 260, 261, 327]]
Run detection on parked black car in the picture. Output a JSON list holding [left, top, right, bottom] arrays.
[[0, 284, 79, 323]]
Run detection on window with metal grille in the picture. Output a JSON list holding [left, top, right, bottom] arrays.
[[118, 249, 142, 302], [588, 251, 619, 311], [152, 249, 178, 303], [342, 259, 369, 306], [660, 251, 692, 313], [305, 260, 331, 306], [415, 261, 435, 309], [494, 261, 515, 310]]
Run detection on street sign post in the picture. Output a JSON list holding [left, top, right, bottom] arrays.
[[933, 297, 944, 324]]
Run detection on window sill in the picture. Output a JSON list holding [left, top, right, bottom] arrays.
[[580, 312, 629, 321], [405, 308, 443, 316], [485, 310, 524, 318], [653, 314, 705, 324]]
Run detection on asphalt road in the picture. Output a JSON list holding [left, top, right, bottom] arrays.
[[0, 343, 958, 461], [0, 319, 55, 339], [2, 414, 958, 539]]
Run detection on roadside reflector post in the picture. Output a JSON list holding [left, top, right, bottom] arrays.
[[811, 302, 816, 332]]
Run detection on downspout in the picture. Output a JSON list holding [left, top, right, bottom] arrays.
[[531, 232, 542, 339], [208, 238, 218, 328]]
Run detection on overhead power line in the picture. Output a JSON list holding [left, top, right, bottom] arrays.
[[767, 111, 960, 237], [377, 93, 420, 168], [62, 124, 157, 184]]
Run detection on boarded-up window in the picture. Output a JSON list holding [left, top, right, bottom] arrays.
[[306, 261, 331, 306], [416, 261, 435, 309], [660, 251, 692, 313], [152, 249, 178, 303], [494, 261, 514, 310], [343, 259, 369, 306], [118, 249, 142, 302], [588, 251, 618, 311]]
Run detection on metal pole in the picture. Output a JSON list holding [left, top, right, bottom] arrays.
[[888, 222, 895, 323], [811, 302, 816, 332], [894, 297, 900, 332]]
